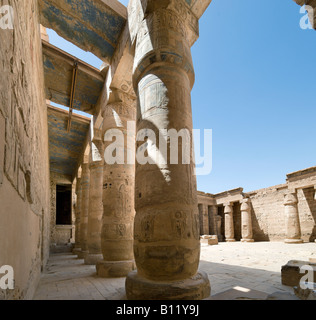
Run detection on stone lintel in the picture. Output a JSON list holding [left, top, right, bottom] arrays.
[[215, 188, 244, 205], [39, 0, 127, 63]]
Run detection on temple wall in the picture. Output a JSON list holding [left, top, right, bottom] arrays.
[[198, 176, 316, 242], [248, 185, 289, 241], [0, 0, 50, 299]]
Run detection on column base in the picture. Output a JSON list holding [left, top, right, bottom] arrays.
[[226, 239, 236, 242], [96, 260, 136, 278], [84, 253, 103, 265], [72, 247, 82, 255], [285, 239, 304, 244], [125, 270, 211, 300], [77, 250, 89, 259], [241, 239, 255, 243]]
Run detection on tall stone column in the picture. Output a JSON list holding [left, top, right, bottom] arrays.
[[284, 191, 303, 244], [77, 159, 90, 259], [224, 203, 235, 242], [125, 1, 210, 300], [96, 90, 137, 277], [198, 204, 209, 235], [215, 215, 223, 242], [73, 174, 82, 256], [240, 198, 254, 242], [208, 205, 218, 236], [202, 205, 209, 235], [85, 133, 104, 265]]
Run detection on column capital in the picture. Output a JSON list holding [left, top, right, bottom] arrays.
[[128, 0, 200, 48], [284, 191, 298, 206], [224, 203, 233, 213], [240, 198, 251, 211], [130, 0, 196, 89], [102, 88, 137, 122]]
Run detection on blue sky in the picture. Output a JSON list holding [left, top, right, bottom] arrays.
[[47, 0, 316, 194]]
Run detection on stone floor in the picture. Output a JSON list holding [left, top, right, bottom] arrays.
[[33, 242, 315, 300]]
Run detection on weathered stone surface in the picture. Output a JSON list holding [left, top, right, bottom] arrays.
[[96, 89, 136, 277], [240, 198, 254, 242], [224, 203, 235, 242], [78, 162, 90, 259], [0, 0, 51, 300], [284, 192, 303, 244], [85, 139, 104, 265], [96, 260, 136, 278], [126, 271, 210, 300], [73, 176, 82, 254], [208, 236, 218, 246], [126, 0, 210, 300]]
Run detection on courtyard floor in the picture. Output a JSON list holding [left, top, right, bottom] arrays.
[[33, 241, 315, 300]]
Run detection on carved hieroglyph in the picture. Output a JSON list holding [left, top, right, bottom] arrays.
[[96, 91, 137, 277], [125, 1, 210, 300], [85, 137, 104, 265]]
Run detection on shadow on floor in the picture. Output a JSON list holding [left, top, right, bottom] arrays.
[[33, 253, 300, 300]]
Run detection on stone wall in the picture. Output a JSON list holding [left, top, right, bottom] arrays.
[[197, 168, 316, 242], [248, 184, 289, 241], [0, 0, 50, 299]]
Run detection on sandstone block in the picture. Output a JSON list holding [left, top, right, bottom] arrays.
[[281, 260, 316, 287]]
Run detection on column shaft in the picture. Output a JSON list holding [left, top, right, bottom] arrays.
[[240, 198, 254, 242], [73, 177, 82, 256], [77, 162, 90, 259], [85, 139, 104, 265], [284, 192, 303, 244], [208, 205, 218, 235], [96, 93, 137, 278], [224, 203, 235, 242]]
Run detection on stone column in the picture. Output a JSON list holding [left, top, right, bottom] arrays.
[[224, 203, 235, 242], [73, 174, 82, 256], [284, 191, 303, 244], [85, 133, 104, 265], [202, 205, 209, 235], [208, 205, 218, 236], [77, 159, 90, 259], [96, 89, 137, 277], [240, 198, 254, 242], [215, 215, 223, 242], [314, 185, 316, 201], [125, 2, 210, 300], [198, 204, 209, 235]]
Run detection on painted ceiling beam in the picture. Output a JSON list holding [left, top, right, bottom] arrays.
[[39, 0, 127, 63], [47, 104, 91, 176], [42, 40, 106, 115]]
